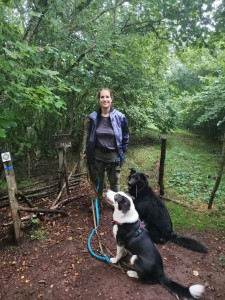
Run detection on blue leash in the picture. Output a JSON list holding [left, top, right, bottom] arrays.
[[87, 178, 111, 263]]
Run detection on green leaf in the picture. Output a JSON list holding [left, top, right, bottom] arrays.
[[86, 59, 100, 67], [0, 129, 6, 138], [30, 11, 42, 17], [3, 48, 18, 59]]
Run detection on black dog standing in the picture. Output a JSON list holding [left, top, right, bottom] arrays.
[[128, 168, 208, 253]]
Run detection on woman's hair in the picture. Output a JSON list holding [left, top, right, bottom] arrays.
[[97, 88, 114, 101]]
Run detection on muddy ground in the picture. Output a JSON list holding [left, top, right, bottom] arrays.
[[0, 184, 224, 300]]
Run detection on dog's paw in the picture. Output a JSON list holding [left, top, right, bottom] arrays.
[[130, 254, 138, 266], [110, 257, 118, 264], [127, 270, 139, 278]]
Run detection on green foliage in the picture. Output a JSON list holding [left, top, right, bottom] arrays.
[[168, 169, 223, 204], [31, 218, 39, 224], [0, 181, 7, 189], [178, 75, 225, 138], [218, 256, 225, 267], [0, 0, 224, 164], [17, 180, 32, 188], [170, 44, 225, 138], [151, 97, 177, 133], [30, 229, 47, 240]]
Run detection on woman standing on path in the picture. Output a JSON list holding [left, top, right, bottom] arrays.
[[85, 88, 129, 203]]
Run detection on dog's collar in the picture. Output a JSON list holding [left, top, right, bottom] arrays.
[[112, 219, 143, 233], [112, 219, 142, 226], [113, 221, 124, 226], [112, 219, 142, 227]]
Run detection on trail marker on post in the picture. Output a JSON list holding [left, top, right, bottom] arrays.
[[51, 134, 72, 149], [1, 152, 11, 162], [1, 151, 23, 245]]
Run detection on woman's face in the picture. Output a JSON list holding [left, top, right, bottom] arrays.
[[99, 89, 112, 110]]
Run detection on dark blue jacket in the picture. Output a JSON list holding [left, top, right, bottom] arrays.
[[86, 107, 129, 164]]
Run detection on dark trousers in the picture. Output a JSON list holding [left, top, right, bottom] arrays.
[[90, 159, 121, 198]]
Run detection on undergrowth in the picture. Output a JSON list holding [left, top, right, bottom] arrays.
[[166, 202, 225, 232], [121, 129, 225, 232]]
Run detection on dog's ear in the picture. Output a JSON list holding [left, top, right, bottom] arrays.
[[141, 173, 149, 180], [116, 195, 131, 213], [129, 168, 136, 175]]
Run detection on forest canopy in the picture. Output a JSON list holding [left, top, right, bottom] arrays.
[[0, 0, 225, 160]]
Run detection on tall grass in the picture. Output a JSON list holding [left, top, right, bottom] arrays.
[[121, 130, 225, 231]]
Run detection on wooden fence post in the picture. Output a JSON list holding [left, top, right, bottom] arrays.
[[1, 152, 23, 245], [63, 148, 70, 195], [158, 137, 167, 196], [58, 147, 65, 190], [51, 132, 71, 195], [76, 118, 89, 174]]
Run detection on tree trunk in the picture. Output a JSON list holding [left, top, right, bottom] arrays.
[[23, 0, 49, 43], [158, 137, 167, 196], [208, 133, 225, 209]]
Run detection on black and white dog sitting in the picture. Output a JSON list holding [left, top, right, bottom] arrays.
[[106, 190, 205, 300], [128, 168, 208, 253]]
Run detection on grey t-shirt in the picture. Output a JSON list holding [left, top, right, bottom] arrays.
[[96, 116, 117, 150]]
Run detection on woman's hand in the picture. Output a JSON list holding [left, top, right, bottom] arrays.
[[81, 152, 87, 159]]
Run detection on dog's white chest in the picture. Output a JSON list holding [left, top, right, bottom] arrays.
[[113, 224, 118, 239]]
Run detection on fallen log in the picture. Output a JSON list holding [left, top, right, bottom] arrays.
[[20, 178, 58, 190], [18, 206, 68, 216], [0, 194, 9, 202], [16, 189, 58, 202], [70, 172, 87, 178], [21, 181, 59, 195], [3, 214, 37, 226], [0, 180, 85, 207], [159, 195, 192, 209], [0, 200, 10, 208]]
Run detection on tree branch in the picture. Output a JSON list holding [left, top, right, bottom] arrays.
[[159, 195, 193, 209], [62, 44, 96, 78], [90, 0, 127, 23], [121, 19, 162, 34], [51, 163, 77, 208], [16, 191, 34, 208], [74, 0, 93, 13]]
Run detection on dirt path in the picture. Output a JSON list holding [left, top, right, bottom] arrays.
[[0, 185, 224, 300]]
